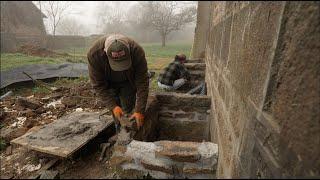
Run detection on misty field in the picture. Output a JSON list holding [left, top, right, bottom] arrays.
[[0, 42, 192, 71], [0, 42, 192, 93]]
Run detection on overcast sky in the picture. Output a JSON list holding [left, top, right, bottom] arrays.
[[33, 1, 138, 35], [33, 1, 197, 36]]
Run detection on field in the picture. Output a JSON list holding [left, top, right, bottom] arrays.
[[0, 42, 192, 94], [0, 42, 192, 71]]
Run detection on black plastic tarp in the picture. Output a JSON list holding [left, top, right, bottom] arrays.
[[0, 63, 88, 89]]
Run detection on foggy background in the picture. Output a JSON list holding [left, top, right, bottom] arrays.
[[32, 1, 197, 44]]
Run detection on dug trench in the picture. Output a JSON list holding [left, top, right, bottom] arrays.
[[1, 59, 215, 179], [1, 92, 218, 179], [53, 93, 217, 179], [108, 92, 218, 179], [55, 59, 213, 179]]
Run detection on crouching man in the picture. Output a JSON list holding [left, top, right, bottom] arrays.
[[87, 34, 149, 132], [157, 54, 190, 91]]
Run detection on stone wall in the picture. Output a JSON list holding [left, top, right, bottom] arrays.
[[111, 140, 218, 179], [155, 93, 211, 142], [0, 33, 17, 52], [191, 1, 211, 59], [177, 59, 207, 93], [193, 1, 320, 178], [110, 92, 217, 179], [46, 35, 86, 49]]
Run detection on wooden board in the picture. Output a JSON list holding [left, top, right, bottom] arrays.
[[11, 111, 113, 158]]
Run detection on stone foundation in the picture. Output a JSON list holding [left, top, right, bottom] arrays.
[[178, 59, 207, 93], [110, 140, 218, 179], [156, 93, 211, 142], [109, 93, 217, 179]]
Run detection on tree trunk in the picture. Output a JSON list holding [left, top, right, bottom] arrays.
[[161, 34, 166, 47]]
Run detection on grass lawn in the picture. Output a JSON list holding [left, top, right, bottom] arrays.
[[0, 53, 66, 71], [1, 42, 192, 93], [54, 42, 192, 71], [1, 42, 192, 71]]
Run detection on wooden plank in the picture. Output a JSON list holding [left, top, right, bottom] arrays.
[[11, 112, 113, 158]]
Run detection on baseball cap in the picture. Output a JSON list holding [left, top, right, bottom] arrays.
[[104, 34, 132, 71]]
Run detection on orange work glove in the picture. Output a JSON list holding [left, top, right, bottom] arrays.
[[130, 112, 144, 130], [112, 106, 124, 120]]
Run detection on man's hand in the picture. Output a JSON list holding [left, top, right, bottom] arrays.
[[130, 113, 144, 130], [112, 106, 124, 120]]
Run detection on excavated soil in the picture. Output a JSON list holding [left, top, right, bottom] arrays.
[[0, 81, 114, 179], [17, 44, 70, 57]]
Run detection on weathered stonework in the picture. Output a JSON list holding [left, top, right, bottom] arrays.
[[155, 93, 211, 142], [193, 1, 320, 178], [111, 140, 218, 179], [109, 93, 217, 179]]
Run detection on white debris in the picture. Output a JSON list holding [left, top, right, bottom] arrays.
[[3, 107, 17, 113], [27, 95, 34, 99], [16, 117, 27, 128], [6, 156, 12, 161], [75, 108, 83, 112], [41, 111, 52, 117], [41, 97, 50, 101], [22, 164, 41, 172], [11, 122, 18, 127], [50, 87, 58, 91], [45, 98, 63, 109], [17, 167, 22, 175]]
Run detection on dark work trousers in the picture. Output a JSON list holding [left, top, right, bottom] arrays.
[[108, 81, 136, 133]]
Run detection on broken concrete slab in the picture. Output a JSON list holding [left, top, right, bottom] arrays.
[[39, 170, 60, 179], [10, 111, 113, 158]]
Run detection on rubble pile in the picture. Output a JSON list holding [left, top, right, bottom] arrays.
[[0, 82, 107, 144]]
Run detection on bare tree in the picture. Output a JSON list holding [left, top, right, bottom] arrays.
[[0, 1, 11, 33], [56, 17, 88, 36], [42, 1, 70, 37], [96, 2, 128, 34], [143, 2, 197, 47]]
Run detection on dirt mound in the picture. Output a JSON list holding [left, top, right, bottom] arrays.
[[0, 81, 107, 142], [17, 45, 70, 57]]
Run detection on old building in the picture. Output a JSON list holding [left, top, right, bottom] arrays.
[[192, 1, 320, 178], [0, 1, 47, 52]]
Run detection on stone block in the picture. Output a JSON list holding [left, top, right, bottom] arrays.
[[109, 155, 134, 167], [155, 92, 211, 108], [184, 63, 206, 71], [140, 159, 173, 174], [155, 141, 200, 163], [111, 140, 218, 179]]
